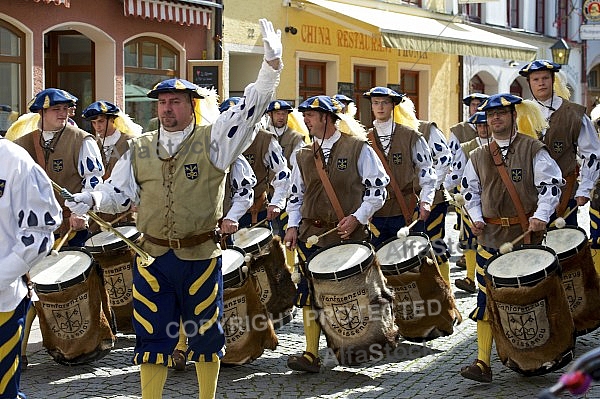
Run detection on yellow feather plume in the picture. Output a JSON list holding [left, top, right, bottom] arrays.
[[337, 112, 367, 139], [113, 111, 143, 137], [5, 113, 40, 141], [287, 109, 311, 144], [515, 99, 548, 139], [393, 96, 419, 131], [554, 72, 571, 100]]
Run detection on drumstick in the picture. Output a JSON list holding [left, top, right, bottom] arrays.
[[306, 226, 339, 248], [50, 227, 72, 256], [453, 193, 475, 226], [396, 218, 419, 239], [549, 206, 578, 229], [499, 229, 532, 254], [236, 217, 269, 239], [50, 181, 155, 266]]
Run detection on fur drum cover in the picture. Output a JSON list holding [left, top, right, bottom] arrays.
[[384, 257, 462, 342], [95, 247, 135, 333], [311, 258, 398, 365], [558, 243, 600, 335], [246, 236, 296, 321], [221, 275, 278, 365], [486, 273, 575, 376], [34, 265, 115, 365]]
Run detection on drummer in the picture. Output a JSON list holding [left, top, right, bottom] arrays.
[[362, 87, 436, 250], [459, 93, 563, 383], [218, 97, 291, 233], [283, 95, 389, 373], [82, 100, 142, 230], [0, 137, 62, 399]]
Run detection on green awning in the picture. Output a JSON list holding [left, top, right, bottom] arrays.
[[307, 0, 538, 61]]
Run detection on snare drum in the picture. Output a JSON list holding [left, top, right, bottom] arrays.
[[376, 234, 461, 342], [544, 226, 600, 335], [85, 224, 140, 333], [30, 247, 115, 365], [233, 228, 296, 328], [485, 245, 575, 376], [221, 247, 278, 365], [307, 241, 398, 365]]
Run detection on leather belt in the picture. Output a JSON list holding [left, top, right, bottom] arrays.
[[303, 218, 337, 229], [483, 213, 533, 227], [144, 231, 218, 249]]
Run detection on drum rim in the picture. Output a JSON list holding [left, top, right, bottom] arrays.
[[307, 240, 375, 281], [375, 233, 431, 275], [222, 245, 247, 288], [544, 225, 588, 261], [232, 226, 273, 254], [32, 246, 95, 293], [484, 244, 560, 288], [85, 223, 141, 254]]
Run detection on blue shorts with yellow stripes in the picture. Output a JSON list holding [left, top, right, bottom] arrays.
[[413, 202, 450, 263], [293, 240, 319, 307], [590, 201, 600, 249], [0, 296, 30, 399], [132, 250, 225, 365], [468, 245, 497, 322]]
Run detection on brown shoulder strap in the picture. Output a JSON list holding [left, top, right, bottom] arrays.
[[367, 130, 413, 223], [489, 141, 530, 242], [313, 143, 345, 222], [32, 130, 47, 170]]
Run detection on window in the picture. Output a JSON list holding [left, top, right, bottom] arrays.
[[508, 0, 519, 28], [535, 0, 545, 34], [469, 75, 484, 94], [464, 4, 481, 24], [401, 71, 419, 118], [124, 38, 179, 131], [354, 66, 375, 125], [510, 80, 523, 97], [589, 69, 598, 89], [0, 20, 24, 134], [299, 61, 326, 103]]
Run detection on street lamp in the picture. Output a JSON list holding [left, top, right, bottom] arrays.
[[551, 38, 571, 65]]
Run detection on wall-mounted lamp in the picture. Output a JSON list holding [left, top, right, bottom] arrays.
[[508, 60, 518, 67], [551, 38, 570, 66], [285, 26, 298, 35]]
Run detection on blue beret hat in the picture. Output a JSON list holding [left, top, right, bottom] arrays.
[[519, 60, 561, 77], [266, 100, 293, 113], [468, 111, 487, 124], [362, 86, 404, 104], [332, 94, 353, 104], [219, 97, 242, 113], [478, 93, 523, 112], [147, 78, 203, 99], [82, 101, 120, 120], [462, 93, 489, 106], [298, 95, 342, 118], [29, 88, 78, 112]]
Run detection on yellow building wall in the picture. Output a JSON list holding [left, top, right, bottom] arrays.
[[222, 0, 459, 134]]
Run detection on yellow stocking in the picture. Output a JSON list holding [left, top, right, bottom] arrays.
[[592, 248, 600, 276], [437, 260, 450, 284], [140, 363, 168, 399], [302, 306, 321, 357], [476, 319, 493, 366], [195, 360, 220, 399], [175, 320, 187, 352], [465, 249, 477, 282]]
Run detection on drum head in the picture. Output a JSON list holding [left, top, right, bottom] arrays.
[[232, 226, 272, 254], [376, 233, 431, 274], [30, 247, 94, 292], [85, 224, 140, 253], [308, 241, 374, 281], [544, 226, 587, 260], [221, 247, 246, 288], [486, 245, 558, 288]]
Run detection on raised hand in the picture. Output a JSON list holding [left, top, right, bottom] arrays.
[[259, 18, 282, 61]]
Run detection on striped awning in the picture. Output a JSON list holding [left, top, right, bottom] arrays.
[[31, 0, 70, 7], [123, 0, 212, 27]]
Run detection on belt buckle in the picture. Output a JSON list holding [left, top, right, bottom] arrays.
[[168, 238, 181, 249], [313, 220, 322, 228], [500, 217, 510, 227]]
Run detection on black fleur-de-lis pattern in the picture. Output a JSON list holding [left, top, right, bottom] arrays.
[[1, 139, 62, 302]]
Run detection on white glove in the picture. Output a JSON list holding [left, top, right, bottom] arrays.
[[259, 18, 282, 61], [65, 192, 94, 216]]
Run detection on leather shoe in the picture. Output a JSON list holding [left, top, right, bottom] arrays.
[[460, 359, 492, 383], [287, 351, 321, 373], [171, 349, 186, 371]]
